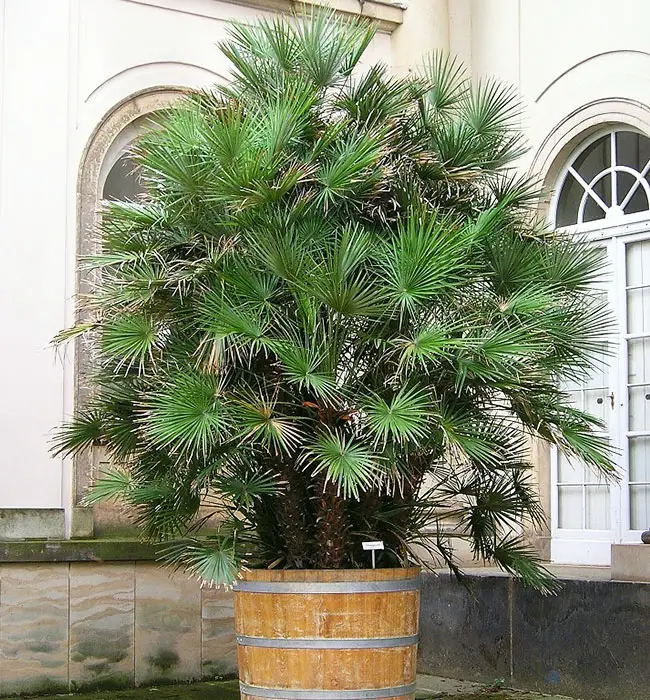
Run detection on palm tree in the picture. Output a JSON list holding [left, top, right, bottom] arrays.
[[54, 10, 612, 592]]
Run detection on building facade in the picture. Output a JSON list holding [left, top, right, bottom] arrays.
[[1, 0, 650, 692]]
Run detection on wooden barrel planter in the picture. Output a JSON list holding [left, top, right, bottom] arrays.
[[234, 567, 420, 700]]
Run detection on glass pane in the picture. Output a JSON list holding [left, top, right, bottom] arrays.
[[584, 388, 609, 428], [629, 436, 650, 482], [616, 131, 650, 172], [628, 387, 650, 432], [624, 185, 649, 216], [558, 485, 583, 529], [585, 485, 610, 529], [556, 172, 584, 227], [103, 155, 144, 202], [617, 170, 637, 207], [626, 240, 650, 287], [583, 192, 607, 223], [630, 485, 650, 530], [574, 134, 611, 186], [592, 173, 611, 208], [627, 287, 650, 334], [628, 337, 650, 383], [558, 453, 583, 484]]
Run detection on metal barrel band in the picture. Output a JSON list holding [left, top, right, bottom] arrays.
[[236, 634, 419, 649], [239, 682, 417, 699], [233, 579, 420, 594]]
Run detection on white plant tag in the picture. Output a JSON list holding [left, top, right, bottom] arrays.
[[362, 541, 384, 568]]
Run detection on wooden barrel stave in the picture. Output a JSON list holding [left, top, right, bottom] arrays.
[[234, 568, 420, 700]]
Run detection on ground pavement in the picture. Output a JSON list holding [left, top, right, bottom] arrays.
[[26, 675, 578, 700]]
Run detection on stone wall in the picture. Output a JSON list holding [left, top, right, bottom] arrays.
[[0, 562, 236, 695], [418, 572, 650, 700]]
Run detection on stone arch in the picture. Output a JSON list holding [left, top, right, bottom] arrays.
[[529, 98, 650, 220], [74, 87, 187, 517]]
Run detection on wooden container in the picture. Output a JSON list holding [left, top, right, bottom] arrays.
[[234, 568, 420, 700]]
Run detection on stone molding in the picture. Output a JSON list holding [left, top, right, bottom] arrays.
[[125, 0, 405, 33], [529, 97, 650, 215], [0, 538, 157, 563]]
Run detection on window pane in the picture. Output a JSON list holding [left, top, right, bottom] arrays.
[[627, 287, 650, 334], [558, 485, 583, 529], [103, 155, 144, 202], [585, 485, 610, 529], [629, 436, 650, 482], [628, 388, 650, 432], [624, 185, 649, 216], [583, 193, 607, 223], [574, 134, 610, 185], [584, 388, 609, 428], [628, 338, 650, 383], [558, 453, 583, 484], [626, 240, 650, 287], [616, 131, 650, 172], [617, 171, 637, 207], [556, 172, 584, 227], [630, 485, 650, 530]]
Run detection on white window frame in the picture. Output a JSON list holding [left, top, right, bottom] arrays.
[[549, 128, 650, 564]]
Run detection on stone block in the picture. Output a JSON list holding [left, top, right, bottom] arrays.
[[69, 563, 135, 690], [417, 573, 511, 684], [0, 509, 65, 539], [512, 579, 650, 700], [611, 543, 650, 582], [0, 564, 69, 695], [134, 562, 201, 685], [201, 587, 237, 678], [70, 508, 94, 539]]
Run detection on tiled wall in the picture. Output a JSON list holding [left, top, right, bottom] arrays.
[[0, 562, 236, 695]]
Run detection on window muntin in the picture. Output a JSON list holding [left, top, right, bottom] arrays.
[[555, 131, 650, 227]]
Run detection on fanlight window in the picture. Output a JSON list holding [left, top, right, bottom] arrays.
[[555, 130, 650, 227]]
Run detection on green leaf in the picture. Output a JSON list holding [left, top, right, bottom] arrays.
[[101, 313, 159, 370], [232, 393, 304, 453], [364, 386, 432, 446], [81, 467, 135, 505], [142, 373, 231, 455], [162, 537, 242, 588], [304, 430, 380, 498], [51, 410, 103, 457]]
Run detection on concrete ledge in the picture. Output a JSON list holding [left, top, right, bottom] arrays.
[[0, 508, 65, 539], [612, 543, 650, 582], [0, 538, 158, 563], [126, 0, 405, 33]]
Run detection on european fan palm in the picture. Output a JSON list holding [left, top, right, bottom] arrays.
[[54, 10, 613, 592]]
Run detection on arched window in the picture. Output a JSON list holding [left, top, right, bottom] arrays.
[[74, 90, 185, 534], [549, 126, 650, 567], [103, 154, 144, 202], [554, 130, 650, 227]]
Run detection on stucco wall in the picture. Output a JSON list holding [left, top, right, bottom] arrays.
[[0, 0, 398, 522], [4, 0, 650, 547]]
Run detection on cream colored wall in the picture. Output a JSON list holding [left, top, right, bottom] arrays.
[[453, 0, 650, 558], [460, 0, 650, 171], [0, 0, 399, 525]]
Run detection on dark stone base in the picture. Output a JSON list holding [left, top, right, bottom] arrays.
[[419, 572, 650, 700]]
